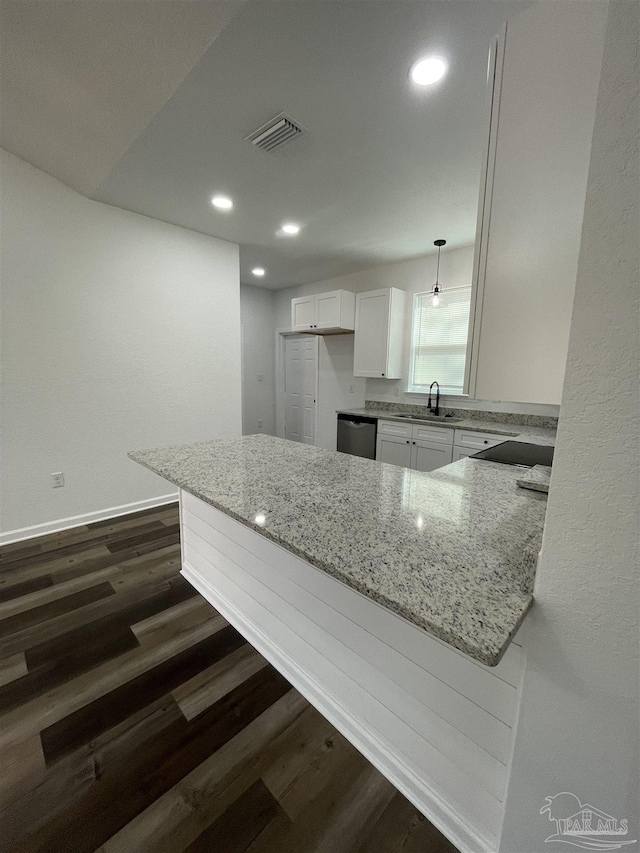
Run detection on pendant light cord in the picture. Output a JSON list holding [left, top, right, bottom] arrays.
[[433, 238, 446, 291]]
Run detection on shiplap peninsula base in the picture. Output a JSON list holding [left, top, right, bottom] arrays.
[[129, 434, 547, 851], [179, 489, 525, 853]]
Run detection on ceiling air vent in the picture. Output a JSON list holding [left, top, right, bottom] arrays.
[[247, 113, 304, 152]]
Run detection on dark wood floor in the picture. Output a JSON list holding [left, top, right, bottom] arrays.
[[0, 504, 458, 853]]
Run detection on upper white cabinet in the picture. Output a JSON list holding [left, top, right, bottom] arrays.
[[291, 290, 355, 335], [291, 295, 315, 330], [353, 288, 405, 379], [466, 4, 606, 405]]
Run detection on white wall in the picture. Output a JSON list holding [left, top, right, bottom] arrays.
[[240, 284, 276, 436], [500, 2, 639, 848], [1, 150, 242, 537], [274, 245, 558, 450]]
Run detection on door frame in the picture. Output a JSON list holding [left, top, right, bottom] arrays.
[[276, 330, 319, 445]]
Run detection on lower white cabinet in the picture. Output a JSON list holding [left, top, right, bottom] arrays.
[[377, 434, 413, 468], [413, 440, 454, 472], [452, 448, 473, 462], [454, 430, 507, 451], [376, 421, 509, 472], [376, 421, 454, 472], [453, 429, 506, 462]]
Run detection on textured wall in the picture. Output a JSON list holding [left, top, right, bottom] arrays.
[[499, 2, 639, 849], [1, 150, 242, 535]]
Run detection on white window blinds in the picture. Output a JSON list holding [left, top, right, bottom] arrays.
[[409, 286, 472, 395]]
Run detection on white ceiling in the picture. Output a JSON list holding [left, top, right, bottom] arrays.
[[2, 0, 530, 288], [0, 0, 246, 195]]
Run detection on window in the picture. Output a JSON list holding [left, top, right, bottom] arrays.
[[409, 285, 472, 395]]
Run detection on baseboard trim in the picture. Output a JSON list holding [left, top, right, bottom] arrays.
[[0, 493, 179, 546], [182, 560, 495, 853]]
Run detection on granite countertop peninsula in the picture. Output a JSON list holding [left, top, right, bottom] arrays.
[[337, 402, 558, 446], [129, 433, 549, 666]]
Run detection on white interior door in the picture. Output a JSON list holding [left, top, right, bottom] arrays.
[[284, 335, 318, 445]]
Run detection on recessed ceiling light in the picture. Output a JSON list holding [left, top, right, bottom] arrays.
[[281, 223, 301, 235], [252, 267, 265, 277], [211, 195, 233, 210], [410, 56, 447, 86]]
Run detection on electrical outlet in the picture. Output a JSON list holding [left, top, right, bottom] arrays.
[[393, 386, 400, 397], [349, 385, 354, 394], [258, 420, 263, 429], [51, 472, 65, 488]]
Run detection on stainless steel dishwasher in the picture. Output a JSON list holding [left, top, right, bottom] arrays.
[[336, 414, 378, 459]]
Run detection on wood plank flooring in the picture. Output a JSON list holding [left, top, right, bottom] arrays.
[[0, 504, 459, 853]]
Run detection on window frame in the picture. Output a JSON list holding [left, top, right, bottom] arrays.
[[408, 285, 473, 397]]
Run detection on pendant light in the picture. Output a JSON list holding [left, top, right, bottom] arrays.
[[432, 239, 446, 306]]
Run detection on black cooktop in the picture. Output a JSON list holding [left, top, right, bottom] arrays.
[[470, 441, 554, 468]]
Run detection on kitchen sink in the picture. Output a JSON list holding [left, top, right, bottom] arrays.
[[394, 413, 462, 423]]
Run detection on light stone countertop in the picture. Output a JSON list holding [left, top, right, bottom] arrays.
[[516, 465, 552, 493], [336, 407, 557, 446], [129, 433, 549, 667]]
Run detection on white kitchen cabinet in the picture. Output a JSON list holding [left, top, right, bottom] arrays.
[[353, 288, 405, 378], [376, 421, 453, 472], [291, 295, 316, 331], [377, 419, 412, 439], [453, 428, 506, 463], [452, 448, 472, 462], [291, 290, 355, 334], [413, 423, 455, 446], [465, 5, 606, 404], [376, 433, 413, 468], [454, 429, 507, 452], [412, 440, 454, 473]]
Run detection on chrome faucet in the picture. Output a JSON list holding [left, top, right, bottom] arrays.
[[427, 381, 440, 417]]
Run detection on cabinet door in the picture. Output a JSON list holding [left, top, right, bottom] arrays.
[[291, 296, 316, 331], [354, 290, 390, 377], [376, 435, 412, 468], [452, 448, 472, 462], [411, 440, 454, 473], [315, 291, 342, 329]]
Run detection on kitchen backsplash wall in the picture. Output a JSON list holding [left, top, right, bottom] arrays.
[[365, 383, 561, 419], [361, 400, 558, 429]]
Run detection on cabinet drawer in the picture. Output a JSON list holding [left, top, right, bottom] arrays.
[[378, 419, 412, 438], [412, 424, 454, 445], [454, 430, 510, 450]]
